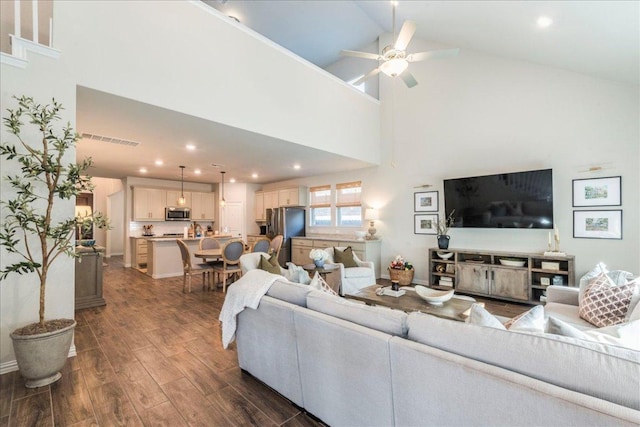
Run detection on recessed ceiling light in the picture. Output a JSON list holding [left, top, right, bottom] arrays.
[[537, 16, 553, 28], [186, 144, 196, 151], [155, 160, 163, 166], [229, 178, 236, 183], [139, 167, 147, 173], [194, 169, 201, 175], [293, 164, 301, 170], [251, 173, 258, 179]]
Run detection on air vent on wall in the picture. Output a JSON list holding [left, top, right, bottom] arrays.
[[81, 133, 140, 147]]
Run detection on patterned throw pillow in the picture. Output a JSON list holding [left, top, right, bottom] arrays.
[[309, 272, 338, 296], [579, 273, 637, 328], [334, 247, 358, 268]]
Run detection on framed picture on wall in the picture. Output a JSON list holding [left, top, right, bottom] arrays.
[[572, 176, 621, 207], [415, 214, 438, 235], [573, 210, 622, 239], [414, 191, 438, 212]]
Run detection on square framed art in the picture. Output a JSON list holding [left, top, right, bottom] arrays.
[[414, 191, 438, 212], [572, 176, 621, 207], [415, 214, 438, 235], [573, 210, 622, 239]]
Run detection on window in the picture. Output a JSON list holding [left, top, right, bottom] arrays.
[[336, 181, 362, 227], [309, 185, 331, 226]]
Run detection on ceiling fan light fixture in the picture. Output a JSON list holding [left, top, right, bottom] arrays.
[[380, 58, 408, 77]]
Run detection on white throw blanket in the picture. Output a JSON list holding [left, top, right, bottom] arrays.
[[219, 269, 281, 349]]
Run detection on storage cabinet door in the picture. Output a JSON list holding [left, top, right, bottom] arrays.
[[255, 192, 265, 220], [291, 245, 309, 266], [192, 192, 215, 220], [133, 188, 150, 220], [491, 267, 529, 301], [457, 264, 490, 295], [165, 190, 190, 209]]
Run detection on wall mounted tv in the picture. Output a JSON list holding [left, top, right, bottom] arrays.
[[443, 169, 553, 229]]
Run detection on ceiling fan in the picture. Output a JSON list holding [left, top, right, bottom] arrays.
[[341, 2, 459, 88]]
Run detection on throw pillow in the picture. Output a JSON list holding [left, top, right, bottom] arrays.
[[547, 316, 640, 351], [283, 262, 312, 284], [578, 262, 608, 303], [579, 273, 637, 328], [258, 255, 281, 275], [469, 304, 545, 333], [309, 272, 338, 296], [333, 246, 358, 268]]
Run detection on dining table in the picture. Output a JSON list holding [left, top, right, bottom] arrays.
[[194, 248, 223, 261]]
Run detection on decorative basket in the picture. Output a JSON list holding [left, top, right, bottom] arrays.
[[388, 268, 414, 286]]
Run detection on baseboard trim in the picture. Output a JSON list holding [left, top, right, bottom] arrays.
[[0, 344, 77, 375]]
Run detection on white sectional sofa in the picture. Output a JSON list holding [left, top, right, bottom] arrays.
[[234, 278, 640, 427]]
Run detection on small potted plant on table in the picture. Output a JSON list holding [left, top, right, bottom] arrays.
[[1, 96, 109, 388]]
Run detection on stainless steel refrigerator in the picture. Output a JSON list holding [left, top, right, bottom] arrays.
[[266, 207, 305, 265]]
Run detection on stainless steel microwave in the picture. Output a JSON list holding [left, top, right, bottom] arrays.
[[165, 207, 191, 221]]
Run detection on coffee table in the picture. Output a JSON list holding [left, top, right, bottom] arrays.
[[345, 285, 475, 322]]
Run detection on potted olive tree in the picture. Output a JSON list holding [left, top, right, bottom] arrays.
[[0, 96, 108, 387]]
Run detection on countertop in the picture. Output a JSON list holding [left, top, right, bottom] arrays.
[[293, 236, 379, 243], [131, 235, 233, 241]]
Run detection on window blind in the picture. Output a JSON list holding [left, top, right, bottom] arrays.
[[336, 181, 362, 207], [310, 185, 331, 208]]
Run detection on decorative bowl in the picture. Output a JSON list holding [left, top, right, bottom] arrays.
[[499, 259, 526, 267], [354, 231, 367, 241], [436, 251, 453, 260], [78, 239, 96, 247], [415, 285, 454, 306]]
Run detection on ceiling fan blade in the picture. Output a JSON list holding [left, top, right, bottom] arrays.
[[340, 50, 382, 61], [394, 20, 416, 51], [354, 67, 381, 86], [407, 48, 460, 62], [400, 71, 418, 88]]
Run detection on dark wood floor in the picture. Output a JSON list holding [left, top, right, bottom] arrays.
[[0, 257, 531, 426]]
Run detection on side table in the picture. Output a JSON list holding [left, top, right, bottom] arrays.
[[302, 264, 340, 294]]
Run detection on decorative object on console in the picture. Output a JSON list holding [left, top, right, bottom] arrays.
[[365, 208, 379, 240], [499, 258, 526, 267], [388, 255, 414, 285], [573, 210, 622, 240], [414, 214, 438, 235], [544, 225, 566, 256], [572, 176, 621, 207], [309, 248, 329, 268], [436, 209, 455, 249], [414, 285, 454, 306], [414, 191, 438, 212], [436, 251, 453, 260]]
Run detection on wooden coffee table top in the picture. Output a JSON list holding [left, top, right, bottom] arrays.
[[345, 285, 475, 322]]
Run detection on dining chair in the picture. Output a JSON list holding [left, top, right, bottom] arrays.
[[269, 234, 284, 264], [199, 237, 221, 250], [213, 239, 245, 292], [252, 237, 271, 253], [176, 239, 214, 293]]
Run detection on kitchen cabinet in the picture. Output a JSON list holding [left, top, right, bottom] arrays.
[[133, 188, 166, 221], [131, 238, 148, 270], [191, 192, 216, 220], [264, 191, 278, 212], [255, 191, 265, 221], [278, 186, 307, 206], [166, 190, 191, 208], [428, 248, 575, 304]]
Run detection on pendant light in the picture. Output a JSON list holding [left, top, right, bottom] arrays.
[[220, 171, 226, 207], [177, 165, 186, 206]]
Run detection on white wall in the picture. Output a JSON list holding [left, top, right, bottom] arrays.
[[107, 190, 124, 256], [90, 177, 123, 249], [0, 55, 76, 369], [54, 0, 380, 165], [300, 38, 639, 282]]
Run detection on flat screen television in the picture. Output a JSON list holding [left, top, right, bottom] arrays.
[[443, 169, 553, 229]]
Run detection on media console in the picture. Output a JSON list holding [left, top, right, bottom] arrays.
[[428, 248, 575, 305]]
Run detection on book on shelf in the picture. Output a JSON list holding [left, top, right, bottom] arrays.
[[438, 280, 454, 287]]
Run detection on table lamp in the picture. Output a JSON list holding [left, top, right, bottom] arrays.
[[365, 208, 379, 240]]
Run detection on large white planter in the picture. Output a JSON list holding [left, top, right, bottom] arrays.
[[10, 320, 76, 388]]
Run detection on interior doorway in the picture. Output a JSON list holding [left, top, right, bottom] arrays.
[[221, 201, 245, 240]]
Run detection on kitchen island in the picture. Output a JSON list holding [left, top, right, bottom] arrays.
[[131, 235, 232, 279]]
